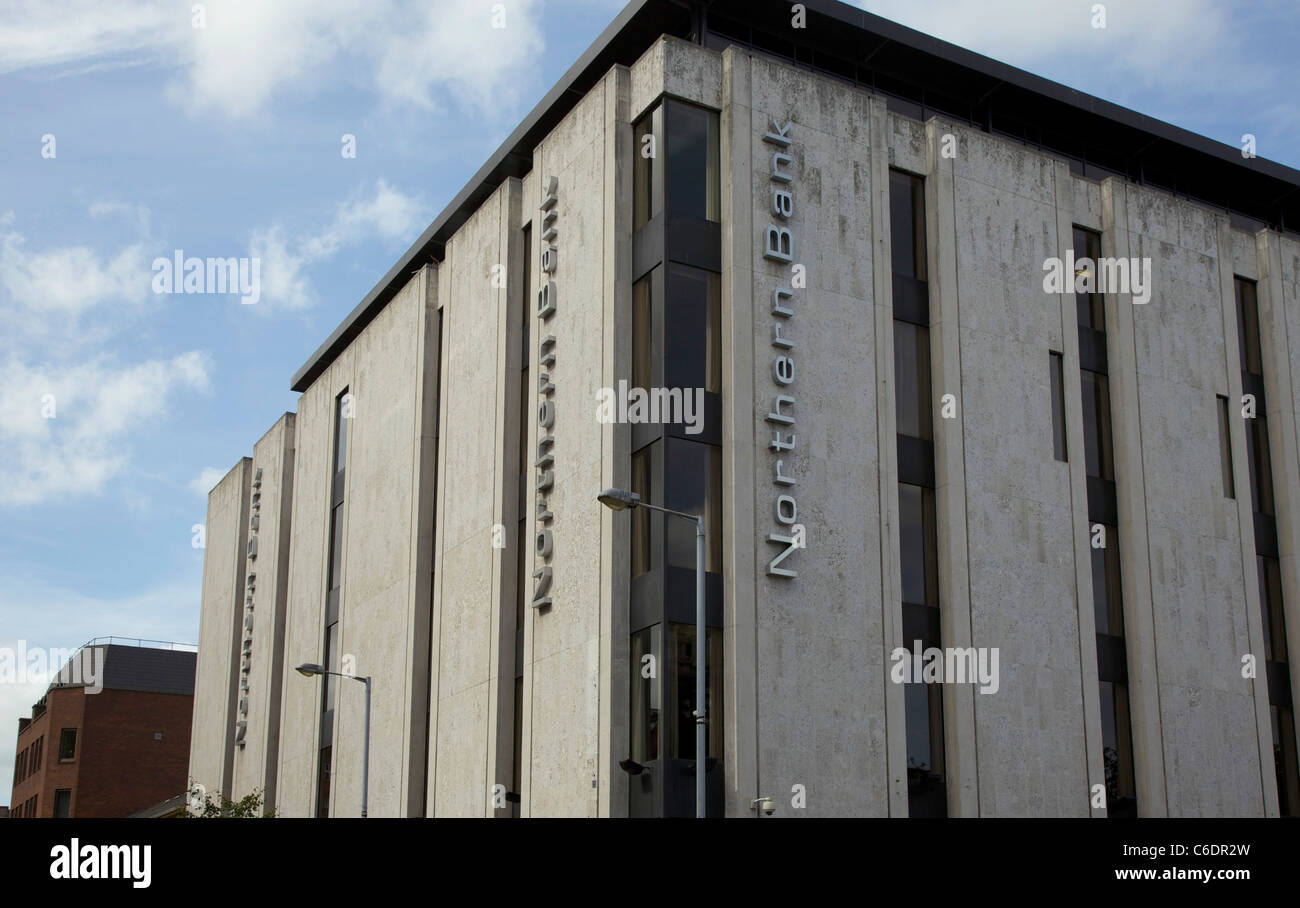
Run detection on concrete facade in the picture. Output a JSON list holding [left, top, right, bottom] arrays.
[[189, 5, 1300, 817]]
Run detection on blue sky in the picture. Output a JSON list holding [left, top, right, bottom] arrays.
[[0, 0, 1295, 799]]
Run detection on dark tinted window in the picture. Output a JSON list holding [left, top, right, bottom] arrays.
[[1236, 278, 1263, 376], [890, 171, 926, 281], [1099, 680, 1137, 811], [633, 106, 662, 229], [898, 483, 937, 606], [631, 444, 653, 577], [894, 321, 932, 440], [630, 626, 660, 762], [665, 623, 723, 759], [1246, 412, 1275, 516], [1080, 370, 1114, 481], [1050, 352, 1067, 461], [664, 439, 722, 572], [665, 101, 718, 221], [1217, 395, 1234, 498], [665, 265, 721, 393], [58, 728, 76, 761], [1074, 227, 1104, 331], [1259, 556, 1288, 664], [1091, 525, 1124, 636]]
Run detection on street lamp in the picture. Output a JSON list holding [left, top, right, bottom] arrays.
[[597, 486, 708, 818], [296, 662, 372, 818]]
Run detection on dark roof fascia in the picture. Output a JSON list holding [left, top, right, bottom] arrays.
[[291, 0, 1300, 392], [290, 0, 678, 392]]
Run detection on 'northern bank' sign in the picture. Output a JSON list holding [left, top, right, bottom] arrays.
[[761, 118, 803, 578], [533, 176, 559, 609]]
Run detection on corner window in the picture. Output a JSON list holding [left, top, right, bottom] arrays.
[[633, 106, 663, 230], [664, 101, 719, 222], [630, 626, 660, 762], [664, 438, 722, 573], [664, 264, 721, 394], [631, 444, 653, 577], [665, 623, 723, 759]]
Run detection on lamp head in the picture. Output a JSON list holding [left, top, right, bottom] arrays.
[[296, 663, 325, 677], [597, 488, 641, 511]]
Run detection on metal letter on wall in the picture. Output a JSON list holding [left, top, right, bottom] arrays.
[[760, 120, 802, 578], [533, 177, 559, 608], [236, 466, 262, 747]]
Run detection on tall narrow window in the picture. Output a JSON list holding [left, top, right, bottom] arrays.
[[664, 438, 722, 573], [1075, 224, 1137, 818], [626, 100, 723, 818], [633, 106, 663, 230], [890, 170, 927, 281], [1073, 227, 1104, 332], [510, 224, 532, 818], [630, 445, 652, 577], [633, 273, 653, 392], [1245, 413, 1275, 517], [894, 322, 933, 441], [891, 169, 945, 817], [1217, 395, 1234, 498], [630, 626, 660, 762], [664, 101, 719, 222], [53, 789, 71, 818], [1050, 352, 1067, 462], [1079, 370, 1114, 481], [317, 388, 350, 818], [1236, 275, 1299, 815]]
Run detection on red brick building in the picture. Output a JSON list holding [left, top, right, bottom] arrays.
[[9, 641, 195, 818]]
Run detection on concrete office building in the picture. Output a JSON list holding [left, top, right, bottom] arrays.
[[189, 0, 1300, 817]]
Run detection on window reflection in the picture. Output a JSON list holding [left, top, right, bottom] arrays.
[[894, 322, 932, 441], [665, 265, 721, 394], [898, 483, 936, 606], [1073, 227, 1104, 331], [665, 101, 719, 222], [664, 438, 721, 572], [1090, 525, 1123, 636], [889, 170, 926, 281], [631, 444, 653, 577], [630, 627, 660, 762], [1080, 369, 1114, 481], [1050, 352, 1067, 462], [665, 623, 722, 758]]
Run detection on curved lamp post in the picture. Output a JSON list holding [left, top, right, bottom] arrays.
[[296, 663, 371, 818], [598, 487, 708, 818]]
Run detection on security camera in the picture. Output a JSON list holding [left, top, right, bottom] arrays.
[[751, 796, 775, 816]]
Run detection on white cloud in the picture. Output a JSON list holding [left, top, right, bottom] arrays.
[[0, 230, 150, 323], [0, 0, 178, 73], [2, 0, 546, 119], [0, 353, 213, 507], [250, 178, 425, 309], [188, 466, 226, 497]]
